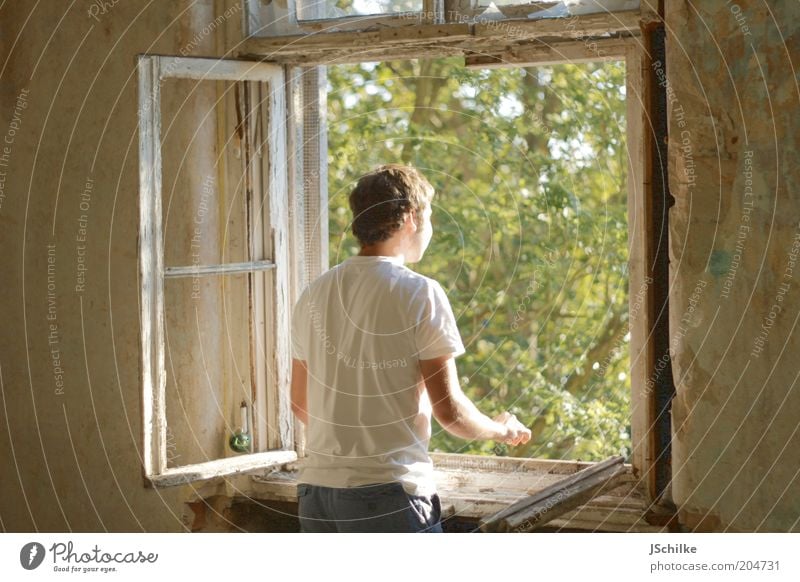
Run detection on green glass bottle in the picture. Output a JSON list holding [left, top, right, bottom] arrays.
[[229, 400, 252, 453]]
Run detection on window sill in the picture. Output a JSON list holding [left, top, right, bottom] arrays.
[[189, 452, 667, 532]]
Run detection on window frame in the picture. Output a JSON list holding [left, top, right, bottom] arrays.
[[140, 6, 671, 519], [241, 19, 665, 502], [137, 55, 296, 487], [463, 38, 652, 489]]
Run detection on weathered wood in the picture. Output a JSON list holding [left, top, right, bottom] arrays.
[[464, 37, 630, 68], [251, 45, 470, 66], [429, 450, 609, 475], [139, 55, 293, 486], [267, 66, 294, 452], [625, 41, 650, 492], [479, 455, 624, 529], [138, 55, 167, 479], [246, 22, 471, 52], [286, 66, 307, 458], [239, 12, 645, 64], [239, 453, 661, 531], [157, 56, 283, 82], [426, 0, 446, 24], [473, 9, 640, 38], [148, 450, 298, 487], [244, 79, 272, 452], [480, 458, 627, 532], [548, 516, 649, 532]]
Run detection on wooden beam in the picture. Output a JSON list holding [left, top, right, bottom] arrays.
[[480, 455, 624, 524], [624, 41, 651, 495], [473, 9, 641, 38], [479, 456, 626, 532], [148, 451, 298, 487], [267, 67, 294, 453], [429, 450, 608, 474], [465, 37, 631, 69], [286, 66, 307, 458], [243, 22, 471, 53], [239, 12, 646, 65], [137, 54, 166, 481], [156, 55, 283, 81]]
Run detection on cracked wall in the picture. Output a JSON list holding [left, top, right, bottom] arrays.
[[666, 0, 800, 532]]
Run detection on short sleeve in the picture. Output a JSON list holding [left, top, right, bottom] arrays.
[[415, 280, 466, 360], [291, 288, 309, 361]]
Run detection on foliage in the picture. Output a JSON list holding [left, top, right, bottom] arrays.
[[327, 58, 631, 461]]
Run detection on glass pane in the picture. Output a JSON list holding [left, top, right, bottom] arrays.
[[163, 272, 261, 468], [160, 77, 264, 269], [299, 0, 422, 20], [470, 1, 640, 21]]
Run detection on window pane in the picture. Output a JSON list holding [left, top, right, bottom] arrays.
[[160, 77, 254, 269], [299, 0, 422, 19], [163, 272, 261, 468]]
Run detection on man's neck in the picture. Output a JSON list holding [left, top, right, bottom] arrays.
[[358, 245, 406, 265]]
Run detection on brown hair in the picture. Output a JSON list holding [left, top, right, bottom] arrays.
[[348, 164, 434, 246]]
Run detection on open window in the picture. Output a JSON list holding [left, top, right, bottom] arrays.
[[137, 55, 295, 487], [328, 52, 637, 460], [181, 3, 670, 531], [317, 45, 653, 524], [258, 43, 664, 528]]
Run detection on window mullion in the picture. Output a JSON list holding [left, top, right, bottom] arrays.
[[164, 259, 276, 278]]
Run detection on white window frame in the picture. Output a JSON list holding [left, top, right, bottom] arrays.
[[137, 55, 296, 487]]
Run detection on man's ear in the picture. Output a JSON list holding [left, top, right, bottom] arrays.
[[404, 210, 417, 233]]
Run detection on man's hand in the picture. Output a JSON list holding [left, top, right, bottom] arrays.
[[421, 355, 532, 444], [493, 411, 532, 446]]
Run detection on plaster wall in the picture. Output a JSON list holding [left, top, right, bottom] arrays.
[[0, 0, 246, 532], [666, 0, 800, 532], [2, 0, 799, 533]]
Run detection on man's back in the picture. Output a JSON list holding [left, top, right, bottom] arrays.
[[291, 254, 464, 497]]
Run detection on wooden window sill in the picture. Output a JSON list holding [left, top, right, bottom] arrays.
[[186, 452, 667, 532]]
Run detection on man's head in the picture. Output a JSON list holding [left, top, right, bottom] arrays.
[[348, 164, 435, 263]]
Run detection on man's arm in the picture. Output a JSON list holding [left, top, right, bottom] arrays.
[[290, 358, 308, 425], [420, 355, 530, 445]]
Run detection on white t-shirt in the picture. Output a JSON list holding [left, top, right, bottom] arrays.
[[291, 255, 465, 496]]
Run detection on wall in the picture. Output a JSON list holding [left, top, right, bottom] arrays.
[[667, 0, 800, 531], [2, 0, 799, 533], [0, 0, 246, 532]]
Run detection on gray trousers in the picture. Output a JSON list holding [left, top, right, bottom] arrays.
[[297, 481, 444, 533]]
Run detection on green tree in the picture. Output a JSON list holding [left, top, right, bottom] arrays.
[[327, 58, 630, 461]]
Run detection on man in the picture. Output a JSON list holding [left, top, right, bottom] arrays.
[[290, 164, 531, 533]]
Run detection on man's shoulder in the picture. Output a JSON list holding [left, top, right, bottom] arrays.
[[389, 265, 446, 299], [302, 262, 347, 292], [393, 263, 432, 283], [300, 261, 443, 300]]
